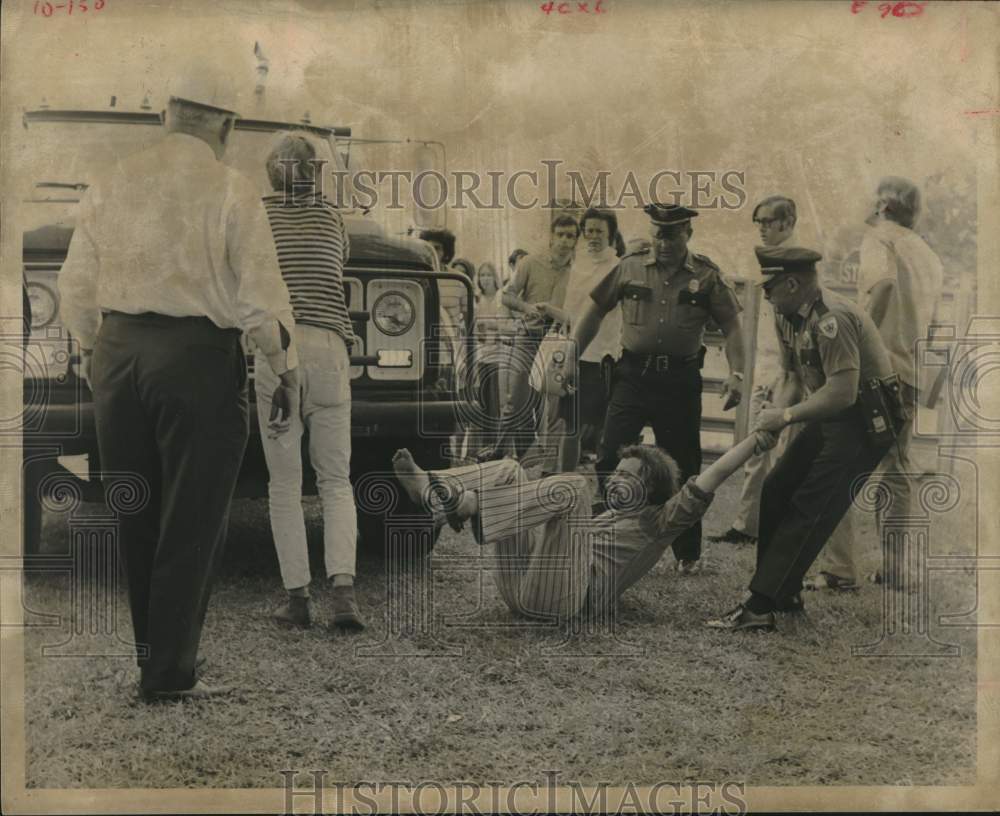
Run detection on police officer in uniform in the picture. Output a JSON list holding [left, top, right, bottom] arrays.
[[707, 246, 898, 631], [572, 204, 746, 573]]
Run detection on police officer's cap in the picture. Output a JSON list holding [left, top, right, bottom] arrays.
[[644, 203, 698, 227], [755, 245, 823, 276]]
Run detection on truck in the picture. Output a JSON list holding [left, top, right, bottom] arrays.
[[19, 104, 472, 557]]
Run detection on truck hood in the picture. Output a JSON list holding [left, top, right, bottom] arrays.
[[23, 209, 436, 270]]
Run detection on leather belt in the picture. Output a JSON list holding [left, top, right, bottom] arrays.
[[621, 348, 700, 373]]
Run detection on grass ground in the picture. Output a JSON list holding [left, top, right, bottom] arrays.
[[21, 468, 978, 789]]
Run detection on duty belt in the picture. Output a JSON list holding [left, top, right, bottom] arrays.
[[622, 348, 701, 374]]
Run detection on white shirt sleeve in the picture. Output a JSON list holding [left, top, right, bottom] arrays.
[[857, 228, 894, 295], [57, 188, 103, 350]]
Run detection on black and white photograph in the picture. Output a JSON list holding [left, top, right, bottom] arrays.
[[2, 0, 998, 812]]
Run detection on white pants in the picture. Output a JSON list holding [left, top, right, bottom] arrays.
[[254, 325, 357, 590]]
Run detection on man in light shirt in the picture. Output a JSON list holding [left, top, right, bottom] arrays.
[[500, 215, 579, 459], [708, 195, 803, 547], [807, 176, 943, 592], [58, 69, 299, 702]]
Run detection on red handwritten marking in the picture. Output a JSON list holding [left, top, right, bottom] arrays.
[[34, 0, 105, 15], [963, 110, 1000, 117], [540, 0, 606, 14], [851, 0, 924, 17]]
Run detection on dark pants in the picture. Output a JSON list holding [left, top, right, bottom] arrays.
[[466, 360, 502, 458], [751, 411, 891, 603], [92, 312, 249, 692], [499, 328, 547, 458], [577, 359, 610, 455], [597, 357, 703, 562]]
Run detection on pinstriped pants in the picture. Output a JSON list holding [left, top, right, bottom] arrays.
[[429, 460, 594, 620]]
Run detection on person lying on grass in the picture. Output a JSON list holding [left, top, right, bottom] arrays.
[[392, 430, 777, 623]]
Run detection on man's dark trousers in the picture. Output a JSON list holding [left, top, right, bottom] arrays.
[[501, 325, 547, 459], [92, 312, 249, 693], [597, 354, 703, 562], [751, 411, 892, 603]]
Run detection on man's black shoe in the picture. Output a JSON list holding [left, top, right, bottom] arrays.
[[775, 593, 805, 614], [705, 604, 776, 632], [706, 527, 757, 546]]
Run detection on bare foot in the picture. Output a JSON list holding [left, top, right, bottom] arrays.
[[392, 448, 430, 508]]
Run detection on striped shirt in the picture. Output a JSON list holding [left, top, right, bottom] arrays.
[[262, 190, 355, 346]]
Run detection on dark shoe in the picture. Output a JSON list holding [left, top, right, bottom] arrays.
[[329, 586, 366, 632], [141, 680, 235, 703], [272, 596, 312, 628], [775, 593, 805, 614], [803, 571, 857, 592], [675, 558, 703, 576], [705, 604, 776, 632], [706, 527, 757, 546]]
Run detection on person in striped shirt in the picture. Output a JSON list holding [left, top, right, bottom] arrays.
[[256, 131, 364, 632], [391, 430, 777, 622]]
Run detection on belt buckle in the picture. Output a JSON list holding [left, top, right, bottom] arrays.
[[655, 355, 670, 372]]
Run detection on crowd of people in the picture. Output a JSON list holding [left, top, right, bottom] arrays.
[[55, 63, 943, 701]]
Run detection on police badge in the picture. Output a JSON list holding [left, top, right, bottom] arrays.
[[688, 279, 699, 293]]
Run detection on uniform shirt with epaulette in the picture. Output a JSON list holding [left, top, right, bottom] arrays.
[[778, 287, 894, 395], [589, 249, 741, 356]]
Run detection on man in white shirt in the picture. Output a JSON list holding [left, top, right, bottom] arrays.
[[708, 195, 803, 546], [58, 68, 299, 701], [808, 176, 943, 591]]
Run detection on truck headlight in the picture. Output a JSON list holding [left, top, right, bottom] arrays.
[[27, 281, 58, 328], [372, 291, 415, 336]]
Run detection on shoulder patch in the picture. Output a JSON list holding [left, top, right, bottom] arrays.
[[818, 314, 839, 339]]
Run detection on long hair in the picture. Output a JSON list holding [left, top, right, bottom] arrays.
[[475, 262, 500, 295], [419, 229, 456, 264], [876, 176, 921, 228], [616, 444, 682, 506], [450, 257, 476, 279], [580, 207, 620, 250]]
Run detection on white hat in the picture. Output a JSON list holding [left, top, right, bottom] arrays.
[[167, 64, 241, 116]]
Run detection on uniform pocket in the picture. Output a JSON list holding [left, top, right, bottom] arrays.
[[621, 283, 652, 326]]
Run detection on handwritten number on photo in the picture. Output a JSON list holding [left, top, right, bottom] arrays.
[[35, 0, 106, 16], [540, 0, 607, 14], [851, 1, 925, 17]]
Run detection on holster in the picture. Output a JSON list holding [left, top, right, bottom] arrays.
[[858, 374, 907, 447]]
